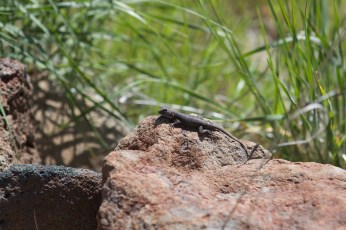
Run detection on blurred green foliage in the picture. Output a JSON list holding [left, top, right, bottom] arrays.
[[0, 0, 345, 168]]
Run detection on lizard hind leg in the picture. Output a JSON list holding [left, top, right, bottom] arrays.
[[198, 126, 211, 135]]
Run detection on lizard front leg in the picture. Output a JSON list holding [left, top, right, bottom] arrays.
[[171, 119, 181, 127]]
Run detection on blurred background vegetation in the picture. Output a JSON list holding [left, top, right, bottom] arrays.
[[1, 0, 345, 169]]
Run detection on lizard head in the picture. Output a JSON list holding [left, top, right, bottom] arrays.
[[158, 107, 174, 119]]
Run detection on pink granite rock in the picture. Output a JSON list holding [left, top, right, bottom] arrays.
[[98, 115, 346, 230]]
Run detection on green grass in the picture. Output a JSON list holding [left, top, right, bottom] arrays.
[[0, 0, 345, 168]]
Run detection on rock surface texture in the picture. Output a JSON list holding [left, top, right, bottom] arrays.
[[0, 164, 102, 230], [98, 115, 346, 230], [0, 59, 40, 171]]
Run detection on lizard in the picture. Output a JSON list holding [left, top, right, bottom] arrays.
[[158, 107, 251, 162]]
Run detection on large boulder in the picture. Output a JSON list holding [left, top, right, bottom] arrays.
[[98, 115, 346, 230], [0, 164, 102, 230]]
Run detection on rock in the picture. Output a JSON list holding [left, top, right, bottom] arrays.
[[98, 116, 346, 230], [0, 164, 102, 230], [115, 115, 271, 168], [0, 59, 40, 171]]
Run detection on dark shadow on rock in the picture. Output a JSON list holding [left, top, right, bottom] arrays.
[[0, 164, 102, 230]]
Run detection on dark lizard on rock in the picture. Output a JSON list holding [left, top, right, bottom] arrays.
[[158, 107, 251, 161]]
